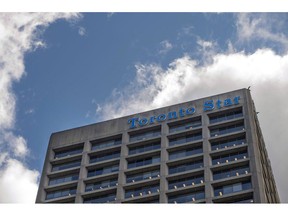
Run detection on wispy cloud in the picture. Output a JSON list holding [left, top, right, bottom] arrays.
[[0, 12, 81, 203], [159, 40, 173, 54], [78, 26, 86, 36], [236, 13, 288, 52]]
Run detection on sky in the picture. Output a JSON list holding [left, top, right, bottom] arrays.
[[1, 11, 288, 204]]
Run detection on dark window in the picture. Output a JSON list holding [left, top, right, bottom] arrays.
[[168, 191, 205, 203], [169, 160, 203, 175], [169, 118, 201, 133], [51, 160, 81, 172], [126, 170, 160, 183], [214, 181, 252, 197], [210, 122, 245, 137], [212, 150, 248, 165], [91, 138, 122, 151], [83, 193, 116, 203], [129, 142, 161, 155], [85, 178, 118, 192], [89, 151, 120, 164], [127, 156, 160, 169], [213, 165, 250, 180], [129, 130, 161, 142], [54, 146, 83, 159], [169, 132, 202, 147], [168, 175, 204, 190], [211, 135, 246, 150], [46, 187, 76, 200], [87, 164, 119, 178], [169, 146, 203, 160], [125, 185, 159, 199], [210, 109, 243, 124], [49, 173, 79, 186]]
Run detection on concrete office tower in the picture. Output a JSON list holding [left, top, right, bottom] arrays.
[[36, 88, 280, 203]]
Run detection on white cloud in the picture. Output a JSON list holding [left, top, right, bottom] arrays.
[[97, 48, 288, 202], [0, 158, 39, 203], [78, 26, 86, 36], [159, 40, 173, 54], [236, 13, 288, 51], [0, 12, 81, 203]]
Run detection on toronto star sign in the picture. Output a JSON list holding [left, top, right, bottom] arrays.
[[128, 96, 240, 129]]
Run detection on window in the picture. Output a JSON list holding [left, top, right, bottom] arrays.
[[46, 187, 76, 200], [169, 132, 202, 147], [51, 160, 81, 172], [126, 170, 160, 183], [129, 142, 161, 155], [169, 145, 203, 160], [213, 165, 250, 180], [125, 185, 159, 199], [91, 137, 121, 151], [214, 181, 252, 197], [168, 175, 204, 190], [89, 151, 120, 164], [211, 135, 246, 150], [169, 118, 201, 133], [127, 155, 160, 169], [210, 122, 245, 137], [168, 190, 205, 203], [83, 193, 116, 203], [49, 173, 79, 186], [129, 129, 161, 142], [85, 178, 118, 192], [169, 160, 203, 175], [212, 150, 248, 165], [209, 109, 243, 124], [54, 145, 83, 159], [87, 164, 119, 178]]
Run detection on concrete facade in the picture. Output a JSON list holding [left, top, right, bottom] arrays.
[[36, 88, 280, 203]]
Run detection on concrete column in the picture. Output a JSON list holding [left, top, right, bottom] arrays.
[[159, 123, 169, 203], [116, 132, 129, 202], [75, 140, 90, 203], [243, 90, 266, 203], [203, 112, 213, 203]]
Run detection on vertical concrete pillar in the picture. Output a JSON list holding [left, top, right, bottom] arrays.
[[116, 132, 129, 203], [75, 140, 90, 203], [203, 111, 213, 203], [159, 123, 169, 203]]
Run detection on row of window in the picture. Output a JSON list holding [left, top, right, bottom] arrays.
[[48, 159, 250, 191], [46, 179, 252, 202], [50, 148, 249, 179], [52, 108, 243, 160]]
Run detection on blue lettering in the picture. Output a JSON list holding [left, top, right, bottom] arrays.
[[157, 114, 166, 122], [168, 111, 177, 120], [149, 116, 156, 124], [216, 100, 221, 109], [224, 98, 233, 107], [203, 100, 214, 111], [138, 118, 148, 127], [179, 108, 186, 117], [186, 107, 196, 115], [234, 96, 240, 104], [128, 117, 139, 129]]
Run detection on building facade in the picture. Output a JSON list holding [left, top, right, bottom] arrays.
[[36, 88, 280, 203]]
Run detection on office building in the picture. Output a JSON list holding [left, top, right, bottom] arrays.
[[36, 88, 280, 203]]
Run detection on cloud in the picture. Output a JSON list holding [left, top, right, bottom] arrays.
[[159, 40, 173, 54], [78, 26, 86, 36], [97, 46, 288, 202], [236, 13, 288, 52], [0, 13, 81, 203]]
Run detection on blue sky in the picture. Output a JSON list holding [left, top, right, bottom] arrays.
[[15, 13, 239, 171], [1, 12, 288, 204]]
